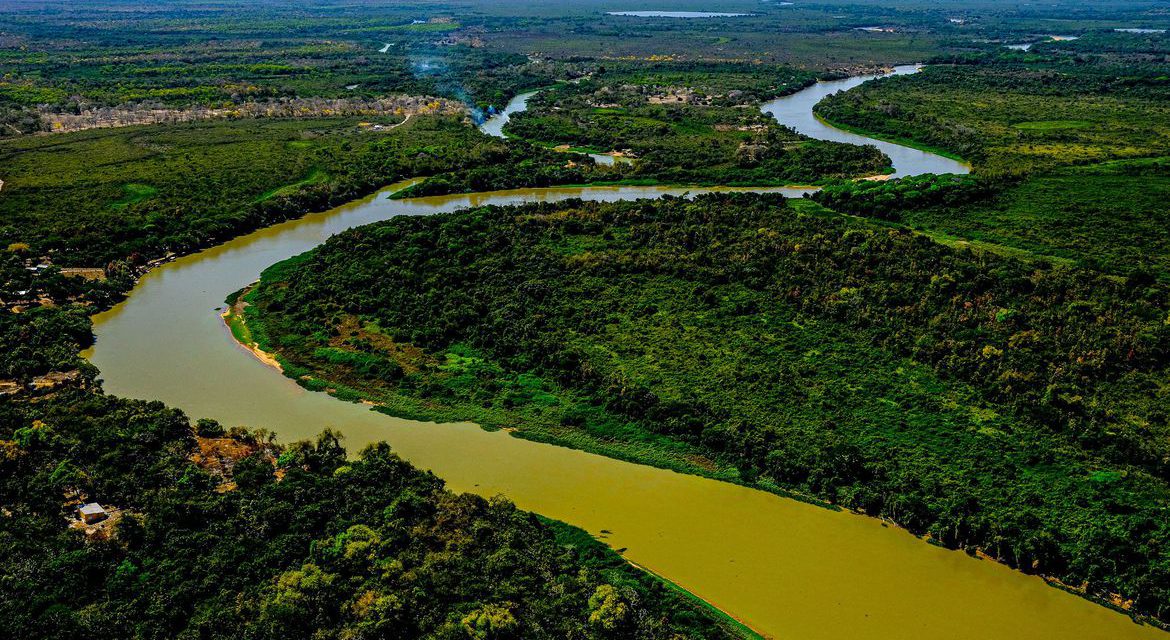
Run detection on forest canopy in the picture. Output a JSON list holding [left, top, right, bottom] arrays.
[[246, 193, 1170, 623], [0, 388, 745, 639]]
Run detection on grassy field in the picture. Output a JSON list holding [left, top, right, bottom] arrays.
[[0, 117, 378, 263], [811, 56, 1170, 280], [0, 114, 608, 265], [900, 162, 1170, 279], [814, 63, 1170, 175]]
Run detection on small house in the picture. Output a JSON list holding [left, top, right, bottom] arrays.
[[78, 502, 107, 524]]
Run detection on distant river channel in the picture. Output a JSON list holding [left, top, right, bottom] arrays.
[[606, 11, 753, 17], [480, 64, 968, 176], [86, 68, 1160, 639]]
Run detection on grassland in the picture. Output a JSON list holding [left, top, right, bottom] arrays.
[[899, 163, 1170, 279], [0, 117, 398, 264], [0, 114, 609, 265], [815, 63, 1170, 175], [812, 54, 1170, 280]]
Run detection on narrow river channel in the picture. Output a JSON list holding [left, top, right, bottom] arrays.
[[476, 91, 533, 138], [480, 89, 625, 165], [85, 69, 1158, 639], [760, 65, 969, 177]]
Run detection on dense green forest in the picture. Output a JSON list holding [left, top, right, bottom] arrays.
[[0, 388, 744, 639], [246, 194, 1170, 624]]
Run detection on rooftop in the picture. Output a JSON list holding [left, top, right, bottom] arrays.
[[79, 503, 105, 515]]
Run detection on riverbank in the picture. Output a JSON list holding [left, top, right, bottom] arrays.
[[225, 273, 836, 513], [221, 286, 762, 638], [222, 286, 283, 372], [811, 112, 969, 164], [548, 520, 767, 640], [759, 64, 970, 178]]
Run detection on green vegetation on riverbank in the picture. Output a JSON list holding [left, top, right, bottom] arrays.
[[811, 53, 1170, 281], [876, 164, 1170, 280], [502, 61, 891, 185], [246, 193, 1170, 626], [0, 386, 746, 639], [227, 278, 743, 484], [0, 115, 608, 266], [812, 113, 967, 163], [814, 62, 1170, 176]]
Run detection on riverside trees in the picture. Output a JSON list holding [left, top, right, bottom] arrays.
[[248, 193, 1170, 623], [0, 388, 742, 639]]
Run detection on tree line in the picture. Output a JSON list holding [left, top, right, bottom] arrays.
[[248, 193, 1170, 624]]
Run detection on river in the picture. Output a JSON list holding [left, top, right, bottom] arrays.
[[477, 91, 534, 138], [481, 65, 967, 176], [85, 71, 1159, 639], [761, 65, 969, 177], [479, 90, 626, 165]]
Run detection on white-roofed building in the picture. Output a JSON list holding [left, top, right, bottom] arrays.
[[78, 502, 107, 524]]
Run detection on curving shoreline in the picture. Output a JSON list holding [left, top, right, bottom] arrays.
[[478, 65, 969, 179], [759, 64, 970, 177], [85, 75, 1165, 639], [221, 285, 283, 373], [812, 111, 968, 163]]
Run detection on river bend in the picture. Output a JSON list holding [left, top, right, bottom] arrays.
[[85, 70, 1155, 639]]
